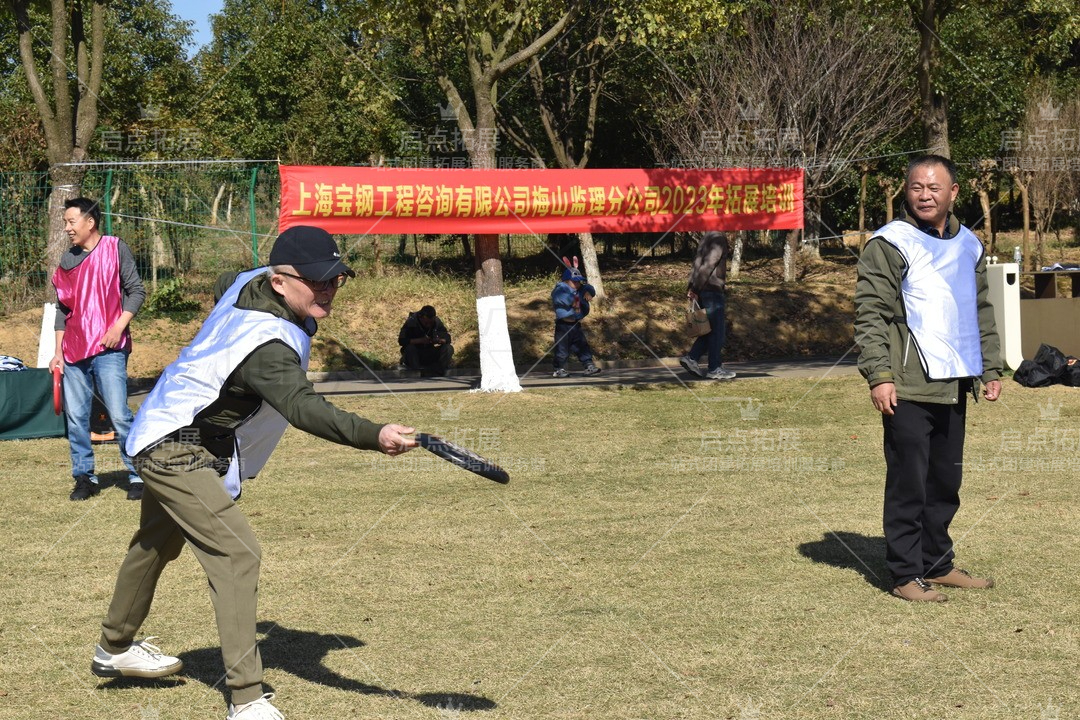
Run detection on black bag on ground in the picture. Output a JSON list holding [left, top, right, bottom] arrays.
[[1063, 358, 1080, 387], [1013, 343, 1069, 387]]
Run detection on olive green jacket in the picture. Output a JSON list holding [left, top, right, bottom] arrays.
[[854, 213, 1002, 404], [186, 271, 384, 457]]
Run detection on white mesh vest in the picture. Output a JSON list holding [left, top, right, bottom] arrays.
[[127, 268, 312, 498], [875, 220, 984, 380]]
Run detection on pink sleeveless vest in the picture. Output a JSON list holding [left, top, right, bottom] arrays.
[[52, 235, 130, 363]]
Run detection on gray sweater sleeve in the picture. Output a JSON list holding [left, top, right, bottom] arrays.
[[118, 240, 146, 316]]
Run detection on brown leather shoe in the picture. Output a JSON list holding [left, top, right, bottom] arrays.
[[891, 577, 948, 602], [927, 568, 994, 589]]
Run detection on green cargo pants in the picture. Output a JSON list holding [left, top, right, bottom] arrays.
[[98, 440, 266, 705]]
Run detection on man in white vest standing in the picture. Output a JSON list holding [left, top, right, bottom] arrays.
[[90, 226, 418, 719], [855, 155, 1002, 603]]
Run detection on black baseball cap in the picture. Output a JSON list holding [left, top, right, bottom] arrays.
[[269, 226, 356, 281]]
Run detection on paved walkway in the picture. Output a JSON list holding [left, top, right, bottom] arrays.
[[311, 356, 860, 397]]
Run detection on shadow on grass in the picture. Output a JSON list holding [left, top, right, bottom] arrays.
[[101, 621, 496, 711], [798, 531, 888, 591]]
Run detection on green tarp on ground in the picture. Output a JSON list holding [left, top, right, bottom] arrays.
[[0, 368, 66, 440]]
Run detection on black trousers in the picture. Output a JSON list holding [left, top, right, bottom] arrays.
[[882, 395, 966, 586], [553, 321, 594, 369]]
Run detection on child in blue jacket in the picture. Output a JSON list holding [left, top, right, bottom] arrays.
[[551, 265, 600, 378]]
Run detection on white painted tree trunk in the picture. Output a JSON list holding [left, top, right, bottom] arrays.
[[476, 295, 522, 392]]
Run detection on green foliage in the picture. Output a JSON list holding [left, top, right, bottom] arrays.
[[610, 0, 749, 46], [144, 276, 201, 314], [194, 0, 407, 164]]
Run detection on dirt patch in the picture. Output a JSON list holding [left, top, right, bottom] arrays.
[[0, 256, 858, 379]]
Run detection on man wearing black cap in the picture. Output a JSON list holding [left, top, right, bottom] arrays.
[[398, 304, 454, 376], [91, 226, 418, 720]]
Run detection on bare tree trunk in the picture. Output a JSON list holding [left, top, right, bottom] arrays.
[[783, 229, 799, 283], [990, 188, 998, 255], [730, 231, 744, 279], [978, 189, 993, 252], [1016, 177, 1031, 270], [226, 192, 233, 223], [858, 165, 869, 248], [425, 4, 573, 392], [211, 183, 226, 226], [14, 0, 106, 275], [577, 231, 604, 299], [475, 234, 504, 297], [881, 178, 903, 224], [372, 236, 382, 277], [137, 184, 167, 292], [802, 198, 821, 260], [914, 0, 950, 157], [45, 166, 85, 271]]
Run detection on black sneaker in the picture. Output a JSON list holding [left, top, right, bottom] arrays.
[[70, 474, 100, 501], [126, 482, 144, 501]]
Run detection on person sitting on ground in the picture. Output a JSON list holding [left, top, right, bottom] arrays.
[[551, 263, 600, 378], [398, 305, 454, 376]]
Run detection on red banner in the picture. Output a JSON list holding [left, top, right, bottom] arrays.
[[278, 165, 803, 235]]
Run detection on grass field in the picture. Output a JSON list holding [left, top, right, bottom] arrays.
[[2, 375, 1078, 720]]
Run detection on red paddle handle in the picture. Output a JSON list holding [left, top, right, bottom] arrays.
[[52, 365, 63, 415]]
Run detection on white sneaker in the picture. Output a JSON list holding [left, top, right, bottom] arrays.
[[706, 366, 737, 380], [228, 693, 284, 719], [91, 637, 183, 678], [678, 356, 705, 377]]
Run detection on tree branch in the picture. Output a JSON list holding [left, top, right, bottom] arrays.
[[496, 108, 547, 167], [494, 4, 576, 79], [73, 0, 106, 157], [12, 0, 60, 156], [528, 57, 570, 168], [50, 0, 73, 158]]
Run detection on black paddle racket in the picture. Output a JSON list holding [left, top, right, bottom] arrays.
[[415, 432, 510, 484]]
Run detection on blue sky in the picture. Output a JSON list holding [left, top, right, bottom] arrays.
[[172, 0, 224, 51]]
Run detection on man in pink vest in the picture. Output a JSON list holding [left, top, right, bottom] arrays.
[[50, 197, 146, 501]]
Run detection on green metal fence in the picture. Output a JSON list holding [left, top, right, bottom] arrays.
[[0, 161, 692, 314], [0, 163, 279, 313]]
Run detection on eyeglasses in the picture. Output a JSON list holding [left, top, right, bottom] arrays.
[[276, 271, 348, 291]]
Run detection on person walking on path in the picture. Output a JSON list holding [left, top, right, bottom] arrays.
[[855, 154, 1002, 603], [679, 231, 735, 381]]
